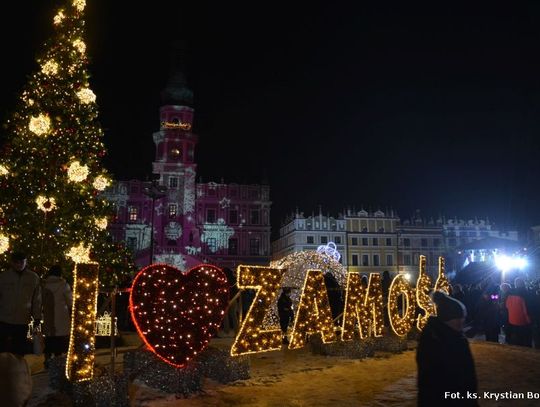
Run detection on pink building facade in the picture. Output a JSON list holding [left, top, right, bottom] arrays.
[[104, 73, 271, 270]]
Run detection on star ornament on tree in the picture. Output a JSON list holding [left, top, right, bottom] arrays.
[[65, 242, 93, 264]]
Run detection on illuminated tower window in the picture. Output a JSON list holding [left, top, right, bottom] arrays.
[[169, 204, 177, 218], [128, 206, 138, 222]]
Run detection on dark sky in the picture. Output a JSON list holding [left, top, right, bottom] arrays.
[[2, 1, 540, 234]]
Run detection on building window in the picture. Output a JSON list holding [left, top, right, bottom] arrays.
[[128, 206, 138, 222], [320, 236, 328, 244], [167, 239, 176, 246], [169, 177, 178, 188], [307, 236, 314, 244], [386, 238, 392, 246], [250, 210, 260, 225], [228, 238, 238, 255], [334, 236, 342, 244], [403, 254, 412, 265], [229, 209, 238, 224], [372, 238, 378, 246], [206, 209, 216, 223], [249, 189, 259, 199], [373, 255, 380, 266], [362, 238, 369, 246], [127, 237, 137, 251], [378, 227, 385, 232], [206, 238, 217, 253], [386, 254, 393, 266], [362, 227, 368, 232], [168, 204, 177, 218], [351, 254, 359, 266], [362, 255, 369, 266], [249, 238, 260, 256], [403, 238, 410, 247], [421, 238, 428, 247], [351, 237, 358, 246]]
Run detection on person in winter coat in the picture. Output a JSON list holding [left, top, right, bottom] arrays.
[[474, 289, 501, 342], [41, 265, 72, 367], [416, 290, 478, 406], [0, 251, 42, 356], [505, 278, 532, 347], [278, 288, 294, 344]]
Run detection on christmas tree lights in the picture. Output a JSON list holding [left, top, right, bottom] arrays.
[[289, 269, 337, 350], [341, 273, 384, 340], [0, 233, 9, 254], [435, 256, 451, 294], [388, 274, 416, 337], [66, 242, 92, 263], [231, 265, 284, 356], [0, 0, 134, 285], [65, 262, 99, 382], [416, 255, 435, 331], [130, 264, 229, 368]]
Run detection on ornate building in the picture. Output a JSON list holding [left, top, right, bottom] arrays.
[[104, 69, 271, 270]]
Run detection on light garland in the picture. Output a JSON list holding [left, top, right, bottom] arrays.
[[435, 256, 451, 294], [0, 233, 9, 254], [54, 10, 65, 25], [66, 263, 99, 382], [388, 274, 416, 337], [65, 242, 92, 263], [0, 164, 9, 176], [288, 269, 337, 350], [67, 161, 89, 183], [76, 88, 96, 104], [35, 195, 57, 212], [28, 114, 51, 136], [73, 39, 86, 54], [41, 59, 59, 76], [73, 0, 86, 12], [130, 264, 229, 367], [94, 217, 108, 230], [231, 266, 284, 356], [92, 175, 110, 191], [415, 255, 435, 330], [341, 273, 384, 340]]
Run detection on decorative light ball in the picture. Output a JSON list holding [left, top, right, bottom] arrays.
[[73, 0, 86, 12], [54, 10, 65, 25], [67, 161, 89, 183], [29, 114, 51, 136], [0, 165, 9, 176], [66, 242, 92, 264], [73, 39, 86, 54], [0, 233, 9, 254], [92, 175, 110, 191], [27, 99, 35, 106], [94, 217, 108, 230], [36, 196, 57, 212], [170, 148, 181, 157], [76, 88, 96, 104], [41, 60, 59, 76]]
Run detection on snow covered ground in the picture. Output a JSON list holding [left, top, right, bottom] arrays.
[[27, 338, 540, 406]]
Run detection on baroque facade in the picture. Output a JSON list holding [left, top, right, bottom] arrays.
[[104, 71, 271, 270]]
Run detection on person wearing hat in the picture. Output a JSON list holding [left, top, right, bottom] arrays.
[[0, 251, 42, 355], [416, 290, 478, 406]]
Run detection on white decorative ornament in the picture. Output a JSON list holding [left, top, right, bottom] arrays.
[[67, 161, 89, 183], [153, 253, 187, 271], [185, 246, 201, 256], [29, 114, 51, 136], [316, 242, 342, 262], [73, 0, 86, 12], [201, 218, 235, 253], [73, 39, 86, 54], [93, 175, 110, 191], [183, 168, 196, 214], [0, 165, 9, 176], [41, 60, 59, 76], [219, 197, 231, 209], [54, 10, 65, 25], [95, 312, 118, 336], [77, 88, 96, 104], [0, 233, 9, 255], [94, 217, 108, 230], [65, 242, 92, 264], [36, 196, 57, 212], [164, 222, 182, 240]]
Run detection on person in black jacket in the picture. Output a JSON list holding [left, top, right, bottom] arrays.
[[416, 290, 478, 406], [278, 288, 294, 344]]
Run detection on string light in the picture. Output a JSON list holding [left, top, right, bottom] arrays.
[[73, 0, 86, 12], [92, 175, 110, 191], [41, 60, 59, 76], [435, 256, 451, 294], [388, 274, 416, 337], [0, 233, 9, 254], [341, 273, 384, 340], [28, 114, 51, 136], [288, 269, 337, 350], [66, 263, 99, 382], [67, 161, 89, 183], [94, 217, 108, 230], [65, 242, 92, 263], [130, 264, 229, 368], [54, 10, 65, 25], [76, 88, 96, 104], [231, 266, 284, 356], [73, 39, 86, 54], [416, 255, 435, 330], [35, 196, 57, 212], [0, 164, 9, 176]]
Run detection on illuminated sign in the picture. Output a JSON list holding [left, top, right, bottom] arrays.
[[161, 121, 192, 131]]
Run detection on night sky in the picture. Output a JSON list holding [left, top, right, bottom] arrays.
[[2, 1, 540, 234]]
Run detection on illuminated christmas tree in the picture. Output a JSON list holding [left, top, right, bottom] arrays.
[[0, 0, 134, 286]]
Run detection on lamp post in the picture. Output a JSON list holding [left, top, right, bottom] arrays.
[[144, 179, 167, 265]]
